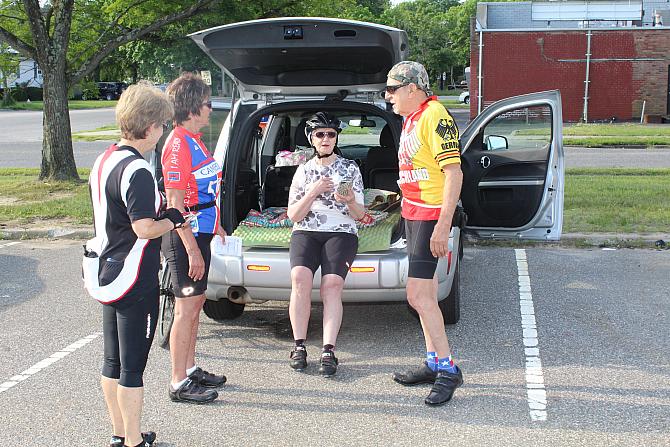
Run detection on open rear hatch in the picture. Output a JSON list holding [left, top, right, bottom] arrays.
[[189, 17, 409, 97]]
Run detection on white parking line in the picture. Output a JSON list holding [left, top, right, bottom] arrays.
[[0, 333, 101, 395], [0, 242, 21, 249], [515, 249, 548, 421]]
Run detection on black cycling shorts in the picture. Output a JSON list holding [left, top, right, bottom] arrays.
[[102, 287, 158, 388], [290, 231, 358, 279], [161, 231, 214, 298], [405, 219, 439, 280]]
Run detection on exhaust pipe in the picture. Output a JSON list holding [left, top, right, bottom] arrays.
[[226, 286, 252, 304]]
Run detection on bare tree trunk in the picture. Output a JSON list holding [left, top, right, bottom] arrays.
[[39, 66, 79, 181]]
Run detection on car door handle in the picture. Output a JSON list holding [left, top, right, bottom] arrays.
[[479, 156, 491, 169]]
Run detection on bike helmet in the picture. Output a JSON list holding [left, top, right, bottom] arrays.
[[304, 112, 342, 148]]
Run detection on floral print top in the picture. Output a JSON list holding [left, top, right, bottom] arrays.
[[288, 156, 364, 235]]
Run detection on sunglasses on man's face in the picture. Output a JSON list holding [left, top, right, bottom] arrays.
[[202, 100, 212, 109], [384, 83, 410, 94], [313, 131, 338, 139]]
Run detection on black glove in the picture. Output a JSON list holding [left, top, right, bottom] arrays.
[[161, 207, 186, 229]]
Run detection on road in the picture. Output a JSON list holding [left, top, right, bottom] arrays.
[[0, 108, 116, 168], [0, 108, 116, 142], [1, 108, 670, 169], [0, 241, 667, 445]]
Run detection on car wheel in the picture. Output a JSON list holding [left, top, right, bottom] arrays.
[[464, 96, 470, 104], [203, 297, 245, 321], [157, 260, 175, 349], [438, 257, 461, 324], [106, 93, 114, 100]]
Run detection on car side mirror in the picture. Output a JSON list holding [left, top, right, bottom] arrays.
[[485, 135, 508, 151]]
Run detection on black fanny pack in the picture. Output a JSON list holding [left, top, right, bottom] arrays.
[[184, 200, 216, 213]]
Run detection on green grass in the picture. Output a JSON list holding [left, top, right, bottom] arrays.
[[516, 123, 670, 147], [72, 134, 118, 142], [0, 168, 91, 225], [564, 124, 670, 136], [520, 123, 670, 137], [84, 124, 117, 132], [341, 126, 372, 135], [439, 100, 469, 109], [563, 136, 670, 147], [564, 168, 670, 233], [1, 167, 669, 235], [2, 100, 117, 110], [72, 124, 120, 142]]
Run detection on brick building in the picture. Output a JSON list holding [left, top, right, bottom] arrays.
[[470, 1, 670, 122]]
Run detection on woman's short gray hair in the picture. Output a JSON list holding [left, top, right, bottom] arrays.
[[116, 81, 174, 140]]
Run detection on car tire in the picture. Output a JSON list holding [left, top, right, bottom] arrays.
[[106, 93, 114, 101], [157, 260, 175, 349], [464, 96, 470, 104], [439, 257, 461, 325], [203, 297, 245, 321]]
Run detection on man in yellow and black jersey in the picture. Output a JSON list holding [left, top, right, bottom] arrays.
[[384, 61, 464, 406]]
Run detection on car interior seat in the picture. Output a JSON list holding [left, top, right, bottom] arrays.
[[365, 124, 399, 192], [262, 164, 297, 208], [294, 119, 310, 149], [260, 119, 308, 209]]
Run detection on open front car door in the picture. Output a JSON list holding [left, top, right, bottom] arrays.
[[458, 90, 564, 240]]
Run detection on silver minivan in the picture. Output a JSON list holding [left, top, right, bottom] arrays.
[[156, 17, 564, 346]]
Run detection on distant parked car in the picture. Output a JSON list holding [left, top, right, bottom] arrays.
[[97, 82, 127, 100], [459, 90, 470, 104]]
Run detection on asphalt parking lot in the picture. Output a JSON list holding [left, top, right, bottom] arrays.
[[0, 240, 667, 446]]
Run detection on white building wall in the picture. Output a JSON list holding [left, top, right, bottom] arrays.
[[13, 59, 43, 87]]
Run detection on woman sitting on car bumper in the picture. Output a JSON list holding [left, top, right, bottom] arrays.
[[286, 112, 366, 377]]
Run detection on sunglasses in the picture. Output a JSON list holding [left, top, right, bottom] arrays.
[[202, 100, 212, 109], [384, 83, 410, 94], [313, 131, 338, 139]]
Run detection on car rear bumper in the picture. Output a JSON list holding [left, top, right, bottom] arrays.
[[204, 230, 458, 303]]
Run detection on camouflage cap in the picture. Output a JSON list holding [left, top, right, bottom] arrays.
[[387, 61, 432, 96]]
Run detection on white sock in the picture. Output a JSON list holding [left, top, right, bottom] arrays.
[[186, 365, 198, 376], [171, 377, 188, 391]]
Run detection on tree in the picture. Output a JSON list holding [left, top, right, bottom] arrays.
[[0, 42, 19, 106], [446, 0, 477, 70], [0, 0, 215, 181], [0, 0, 384, 180], [109, 0, 384, 85], [381, 0, 462, 87]]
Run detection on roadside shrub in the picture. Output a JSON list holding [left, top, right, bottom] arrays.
[[69, 80, 98, 100], [1, 89, 16, 107], [11, 86, 42, 101]]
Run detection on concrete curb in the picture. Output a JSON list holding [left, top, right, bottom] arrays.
[[0, 228, 93, 240], [1, 227, 667, 249]]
